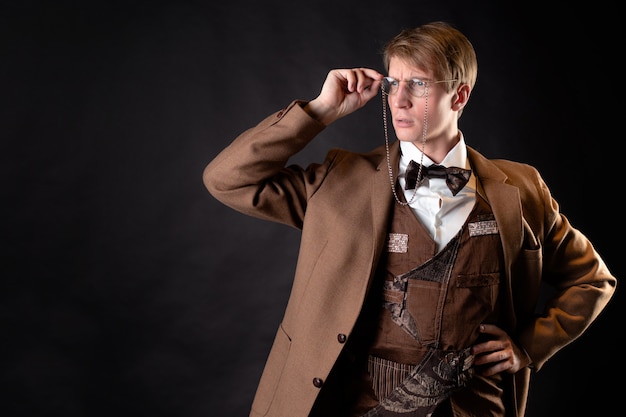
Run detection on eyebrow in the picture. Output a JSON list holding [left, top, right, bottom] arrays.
[[386, 76, 432, 81]]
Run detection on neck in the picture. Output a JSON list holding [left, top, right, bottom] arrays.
[[407, 131, 460, 164]]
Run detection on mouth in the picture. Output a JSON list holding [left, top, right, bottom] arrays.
[[394, 118, 414, 128]]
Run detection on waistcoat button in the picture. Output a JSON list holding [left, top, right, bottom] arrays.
[[337, 333, 347, 343], [312, 377, 323, 388]]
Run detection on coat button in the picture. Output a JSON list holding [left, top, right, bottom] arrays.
[[312, 377, 323, 388], [337, 333, 347, 343]]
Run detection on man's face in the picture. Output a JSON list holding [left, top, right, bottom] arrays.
[[386, 57, 460, 148]]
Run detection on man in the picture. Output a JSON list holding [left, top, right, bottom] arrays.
[[203, 21, 616, 417]]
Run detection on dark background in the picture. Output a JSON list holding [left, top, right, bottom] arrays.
[[2, 1, 623, 416]]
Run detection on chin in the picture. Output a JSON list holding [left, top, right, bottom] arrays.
[[396, 135, 421, 143], [393, 129, 421, 143]]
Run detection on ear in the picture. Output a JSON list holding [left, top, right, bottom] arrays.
[[451, 84, 471, 111]]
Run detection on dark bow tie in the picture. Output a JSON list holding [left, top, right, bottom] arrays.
[[405, 160, 471, 196]]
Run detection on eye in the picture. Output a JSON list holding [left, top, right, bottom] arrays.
[[408, 79, 426, 88], [384, 77, 399, 87]]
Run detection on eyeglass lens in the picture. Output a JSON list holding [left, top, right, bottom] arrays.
[[381, 77, 427, 97]]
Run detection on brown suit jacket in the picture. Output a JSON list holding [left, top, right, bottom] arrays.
[[203, 100, 616, 417]]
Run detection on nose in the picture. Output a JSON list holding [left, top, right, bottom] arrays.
[[392, 84, 412, 108]]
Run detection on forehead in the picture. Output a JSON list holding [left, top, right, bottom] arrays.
[[388, 56, 433, 79]]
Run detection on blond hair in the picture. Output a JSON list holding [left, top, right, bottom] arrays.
[[383, 21, 478, 96]]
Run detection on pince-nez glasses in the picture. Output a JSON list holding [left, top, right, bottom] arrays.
[[381, 77, 458, 98]]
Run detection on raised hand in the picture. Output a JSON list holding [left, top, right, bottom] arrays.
[[304, 67, 384, 125]]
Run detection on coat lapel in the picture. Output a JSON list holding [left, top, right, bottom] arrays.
[[468, 147, 523, 269], [370, 141, 398, 279]]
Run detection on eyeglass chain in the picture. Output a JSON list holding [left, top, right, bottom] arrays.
[[383, 86, 429, 206]]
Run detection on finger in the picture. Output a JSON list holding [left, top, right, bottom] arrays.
[[478, 323, 507, 337], [359, 67, 385, 81], [355, 68, 383, 92], [360, 77, 382, 98], [354, 69, 369, 92], [473, 348, 509, 366], [476, 352, 516, 376], [344, 69, 357, 93], [478, 360, 512, 377], [366, 67, 384, 77], [346, 72, 363, 93], [472, 337, 506, 355]]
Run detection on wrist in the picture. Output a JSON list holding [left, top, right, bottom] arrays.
[[303, 99, 335, 126]]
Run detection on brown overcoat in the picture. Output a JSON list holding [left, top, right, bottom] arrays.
[[203, 100, 616, 417]]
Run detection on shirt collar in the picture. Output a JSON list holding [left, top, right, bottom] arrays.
[[399, 131, 469, 170]]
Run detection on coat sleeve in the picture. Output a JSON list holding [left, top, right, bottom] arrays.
[[515, 169, 616, 371], [202, 100, 328, 229]]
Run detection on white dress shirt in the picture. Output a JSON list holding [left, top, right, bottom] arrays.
[[398, 133, 476, 252]]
